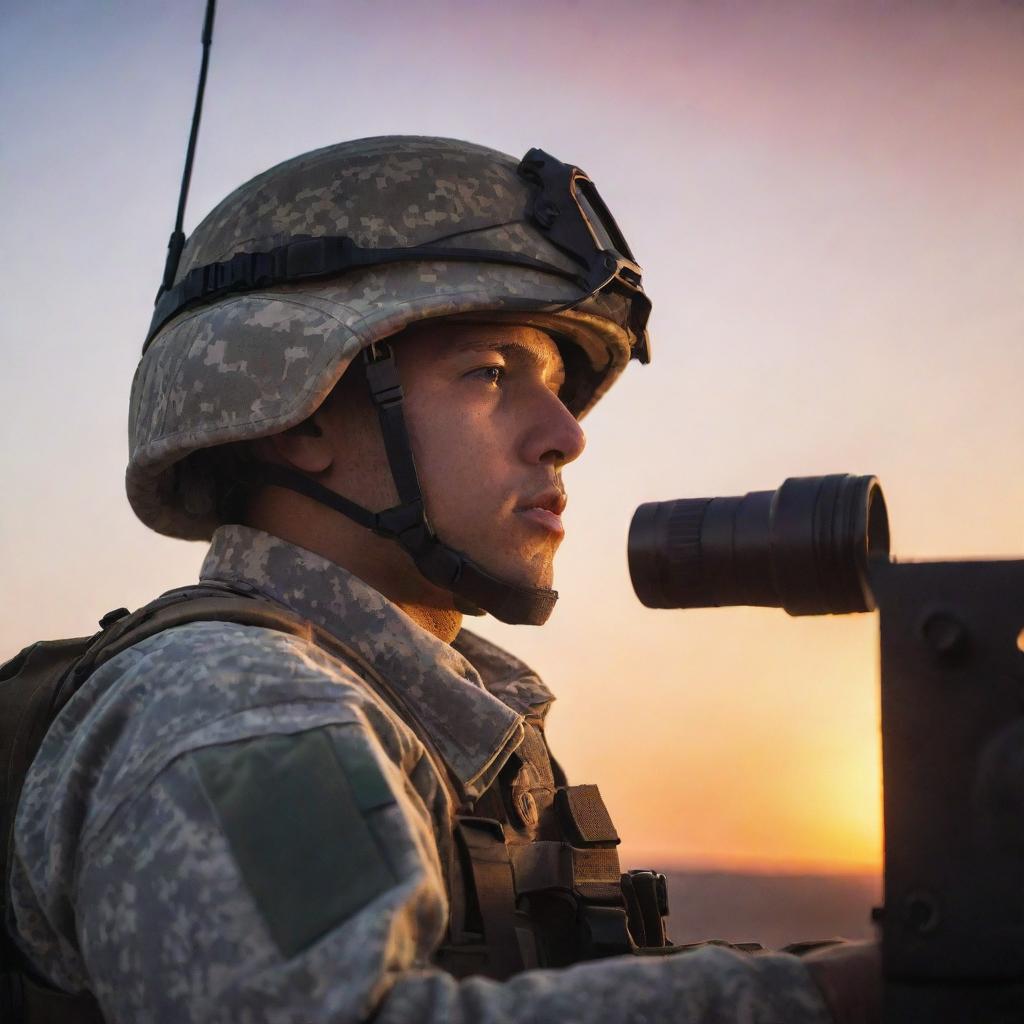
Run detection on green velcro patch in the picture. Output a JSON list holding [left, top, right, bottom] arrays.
[[192, 725, 398, 958]]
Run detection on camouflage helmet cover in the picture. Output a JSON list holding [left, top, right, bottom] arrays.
[[127, 136, 648, 540]]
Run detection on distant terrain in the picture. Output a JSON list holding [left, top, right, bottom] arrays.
[[663, 870, 881, 951]]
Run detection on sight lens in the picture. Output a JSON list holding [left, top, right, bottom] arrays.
[[628, 474, 890, 615]]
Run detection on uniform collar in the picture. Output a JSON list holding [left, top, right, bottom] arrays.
[[451, 630, 556, 726], [200, 525, 530, 800]]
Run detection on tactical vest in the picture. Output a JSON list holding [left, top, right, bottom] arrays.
[[1, 585, 673, 1022], [437, 717, 674, 978]]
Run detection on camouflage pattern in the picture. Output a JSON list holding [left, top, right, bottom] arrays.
[[127, 136, 639, 541], [9, 525, 831, 1023]]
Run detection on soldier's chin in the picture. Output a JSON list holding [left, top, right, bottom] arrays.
[[446, 537, 554, 595], [488, 550, 555, 593]]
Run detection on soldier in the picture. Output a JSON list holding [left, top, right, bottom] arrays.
[[8, 136, 878, 1022]]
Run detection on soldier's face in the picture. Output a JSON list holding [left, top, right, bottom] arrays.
[[395, 322, 586, 591], [303, 322, 585, 600]]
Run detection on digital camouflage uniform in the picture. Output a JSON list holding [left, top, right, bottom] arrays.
[[10, 526, 831, 1023], [8, 136, 837, 1021]]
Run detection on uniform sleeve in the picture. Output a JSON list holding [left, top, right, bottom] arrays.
[[75, 717, 832, 1024]]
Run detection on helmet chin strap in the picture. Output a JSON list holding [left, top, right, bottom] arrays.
[[247, 342, 559, 627]]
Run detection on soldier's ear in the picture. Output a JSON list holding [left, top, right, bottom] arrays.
[[254, 410, 334, 474]]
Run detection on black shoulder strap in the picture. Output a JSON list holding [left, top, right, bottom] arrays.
[[451, 817, 529, 978]]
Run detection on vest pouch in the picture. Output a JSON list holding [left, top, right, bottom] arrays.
[[441, 782, 677, 977], [621, 869, 671, 948], [554, 785, 620, 847], [576, 903, 635, 959]]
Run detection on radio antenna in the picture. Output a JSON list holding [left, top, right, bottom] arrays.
[[158, 0, 217, 298]]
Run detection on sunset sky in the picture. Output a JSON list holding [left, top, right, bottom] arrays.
[[3, 0, 1022, 874]]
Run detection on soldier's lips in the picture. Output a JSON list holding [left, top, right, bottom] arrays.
[[516, 507, 564, 536]]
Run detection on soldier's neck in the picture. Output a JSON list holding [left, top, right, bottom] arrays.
[[392, 601, 463, 645], [245, 497, 463, 644]]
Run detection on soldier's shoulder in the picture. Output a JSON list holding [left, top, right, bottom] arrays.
[[81, 619, 403, 760], [25, 620, 392, 814], [111, 618, 370, 705], [20, 619, 419, 866]]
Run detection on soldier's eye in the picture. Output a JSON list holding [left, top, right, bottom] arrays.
[[472, 366, 505, 387]]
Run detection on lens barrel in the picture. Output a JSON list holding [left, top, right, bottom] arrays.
[[628, 475, 890, 615]]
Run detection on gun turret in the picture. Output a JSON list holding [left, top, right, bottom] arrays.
[[629, 475, 1024, 1023]]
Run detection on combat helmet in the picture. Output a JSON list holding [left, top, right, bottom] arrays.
[[128, 135, 652, 624]]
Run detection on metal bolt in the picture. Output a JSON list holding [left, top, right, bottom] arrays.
[[535, 200, 559, 227], [920, 610, 970, 663], [904, 891, 940, 934]]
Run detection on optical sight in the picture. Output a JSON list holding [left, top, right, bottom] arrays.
[[628, 474, 890, 615]]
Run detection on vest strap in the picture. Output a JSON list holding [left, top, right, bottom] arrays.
[[3, 969, 105, 1024], [454, 818, 527, 979]]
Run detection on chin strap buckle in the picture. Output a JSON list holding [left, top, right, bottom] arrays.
[[373, 501, 427, 541], [363, 343, 405, 408]]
